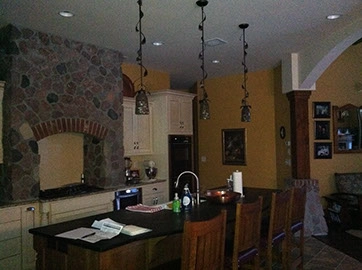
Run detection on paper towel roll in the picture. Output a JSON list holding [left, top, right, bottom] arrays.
[[232, 170, 243, 195]]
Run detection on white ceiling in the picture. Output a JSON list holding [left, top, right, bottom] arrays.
[[1, 0, 362, 89]]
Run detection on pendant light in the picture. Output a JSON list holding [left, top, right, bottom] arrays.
[[239, 23, 251, 122], [135, 0, 149, 115], [197, 0, 210, 120]]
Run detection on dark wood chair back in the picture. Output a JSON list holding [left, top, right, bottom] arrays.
[[269, 190, 291, 240], [287, 186, 307, 269], [231, 196, 263, 270], [263, 189, 291, 270], [181, 210, 227, 270]]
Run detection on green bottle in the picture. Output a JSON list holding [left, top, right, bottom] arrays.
[[172, 193, 181, 213]]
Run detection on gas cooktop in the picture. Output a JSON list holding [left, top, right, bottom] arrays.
[[39, 183, 103, 200]]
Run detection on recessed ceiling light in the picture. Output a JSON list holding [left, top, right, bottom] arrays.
[[212, 60, 220, 64], [152, 41, 164, 46], [59, 11, 74, 18], [326, 14, 341, 20]]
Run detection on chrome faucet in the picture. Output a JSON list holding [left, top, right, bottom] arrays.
[[175, 171, 200, 205]]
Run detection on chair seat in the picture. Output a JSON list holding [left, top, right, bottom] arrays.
[[260, 231, 286, 248], [291, 221, 303, 233], [237, 247, 259, 264]]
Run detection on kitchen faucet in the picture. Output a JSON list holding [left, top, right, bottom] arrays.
[[175, 171, 200, 205]]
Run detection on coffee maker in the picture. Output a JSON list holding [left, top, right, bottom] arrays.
[[124, 157, 133, 185]]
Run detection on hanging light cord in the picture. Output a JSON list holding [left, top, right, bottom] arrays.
[[136, 0, 148, 91], [240, 24, 249, 106], [198, 1, 208, 102]]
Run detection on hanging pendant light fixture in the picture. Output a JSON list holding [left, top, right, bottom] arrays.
[[239, 23, 251, 122], [197, 0, 210, 120], [135, 0, 149, 115]]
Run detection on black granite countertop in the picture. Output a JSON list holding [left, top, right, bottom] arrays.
[[0, 179, 167, 207]]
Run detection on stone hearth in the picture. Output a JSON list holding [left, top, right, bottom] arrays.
[[0, 24, 125, 202]]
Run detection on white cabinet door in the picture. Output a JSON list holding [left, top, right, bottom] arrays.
[[179, 98, 193, 134], [0, 202, 39, 270], [123, 98, 153, 155], [123, 101, 136, 155], [0, 206, 21, 270], [142, 181, 168, 206], [41, 192, 114, 225], [21, 203, 39, 270], [168, 95, 193, 135]]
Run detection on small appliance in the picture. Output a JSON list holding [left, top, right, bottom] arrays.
[[124, 157, 133, 185], [144, 160, 158, 180]]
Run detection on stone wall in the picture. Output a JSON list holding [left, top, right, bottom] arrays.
[[0, 24, 124, 202]]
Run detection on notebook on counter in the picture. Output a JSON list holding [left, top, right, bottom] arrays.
[[121, 225, 152, 236]]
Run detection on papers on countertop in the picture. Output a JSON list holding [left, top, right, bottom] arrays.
[[55, 218, 151, 243]]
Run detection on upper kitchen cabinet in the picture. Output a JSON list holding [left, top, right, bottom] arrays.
[[150, 90, 196, 135], [123, 97, 153, 156]]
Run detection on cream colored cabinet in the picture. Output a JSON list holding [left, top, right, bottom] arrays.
[[149, 90, 195, 136], [142, 181, 168, 206], [148, 91, 195, 183], [40, 191, 114, 225], [123, 97, 153, 156], [0, 202, 39, 270], [168, 95, 194, 134]]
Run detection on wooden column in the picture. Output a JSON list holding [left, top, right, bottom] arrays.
[[287, 91, 312, 179]]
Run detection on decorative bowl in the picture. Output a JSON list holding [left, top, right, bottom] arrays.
[[204, 190, 241, 204]]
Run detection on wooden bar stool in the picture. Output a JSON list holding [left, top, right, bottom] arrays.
[[227, 196, 263, 270], [287, 186, 307, 269], [181, 210, 227, 270], [260, 190, 291, 270]]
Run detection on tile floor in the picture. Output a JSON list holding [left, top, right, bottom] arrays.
[[299, 237, 361, 270]]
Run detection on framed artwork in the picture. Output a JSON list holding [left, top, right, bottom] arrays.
[[314, 142, 332, 159], [314, 121, 330, 140], [222, 128, 246, 165], [313, 102, 331, 118]]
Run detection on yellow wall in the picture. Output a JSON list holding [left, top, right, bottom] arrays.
[[197, 69, 281, 191], [121, 63, 170, 91], [273, 66, 292, 188], [310, 42, 362, 197]]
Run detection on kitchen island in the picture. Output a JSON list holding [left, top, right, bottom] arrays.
[[29, 187, 277, 270]]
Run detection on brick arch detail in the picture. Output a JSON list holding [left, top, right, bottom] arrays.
[[31, 118, 109, 141]]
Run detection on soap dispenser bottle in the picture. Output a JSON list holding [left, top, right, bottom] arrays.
[[172, 193, 181, 213], [181, 184, 192, 212]]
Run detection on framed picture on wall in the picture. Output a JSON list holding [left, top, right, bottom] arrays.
[[222, 128, 246, 165], [314, 142, 332, 159], [313, 102, 331, 118], [315, 121, 330, 140]]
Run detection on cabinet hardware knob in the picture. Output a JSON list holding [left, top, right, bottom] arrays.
[[152, 188, 158, 191], [26, 207, 35, 211]]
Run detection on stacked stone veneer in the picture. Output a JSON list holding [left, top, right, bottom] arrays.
[[0, 24, 125, 202]]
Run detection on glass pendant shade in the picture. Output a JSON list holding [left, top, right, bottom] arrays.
[[241, 101, 251, 122], [135, 89, 149, 115], [199, 98, 210, 120]]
